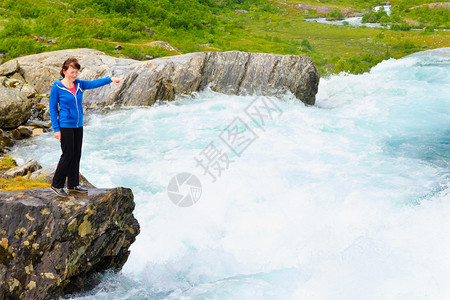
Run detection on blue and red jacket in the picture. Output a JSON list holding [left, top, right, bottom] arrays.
[[49, 77, 112, 132]]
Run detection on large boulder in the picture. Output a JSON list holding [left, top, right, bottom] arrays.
[[202, 51, 319, 104], [0, 87, 32, 129], [114, 52, 205, 106], [0, 187, 140, 299], [115, 51, 320, 106]]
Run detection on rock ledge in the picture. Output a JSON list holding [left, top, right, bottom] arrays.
[[0, 187, 139, 299]]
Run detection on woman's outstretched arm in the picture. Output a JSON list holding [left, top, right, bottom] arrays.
[[80, 76, 122, 90]]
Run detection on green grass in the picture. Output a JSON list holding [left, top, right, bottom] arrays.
[[0, 0, 448, 75]]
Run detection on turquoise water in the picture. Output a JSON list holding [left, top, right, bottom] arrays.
[[12, 48, 450, 299]]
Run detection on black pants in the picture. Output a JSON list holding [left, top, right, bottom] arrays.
[[52, 127, 83, 188]]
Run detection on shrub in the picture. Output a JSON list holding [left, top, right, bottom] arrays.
[[0, 16, 31, 38], [391, 23, 411, 31], [362, 7, 389, 24], [300, 39, 313, 52], [424, 25, 435, 33], [326, 10, 345, 21]]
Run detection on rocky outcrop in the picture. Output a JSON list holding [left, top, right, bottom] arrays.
[[0, 187, 139, 299], [204, 51, 319, 104], [3, 48, 319, 111], [115, 51, 319, 105], [0, 87, 33, 129]]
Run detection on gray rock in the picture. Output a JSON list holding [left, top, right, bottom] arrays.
[[0, 86, 32, 129], [116, 51, 319, 106], [204, 51, 319, 103], [0, 187, 140, 299], [115, 52, 205, 106], [21, 83, 37, 98], [2, 158, 42, 178], [0, 59, 19, 76]]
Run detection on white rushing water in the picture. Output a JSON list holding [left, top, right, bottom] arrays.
[[11, 48, 450, 299]]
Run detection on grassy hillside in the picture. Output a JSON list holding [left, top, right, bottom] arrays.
[[0, 0, 448, 75]]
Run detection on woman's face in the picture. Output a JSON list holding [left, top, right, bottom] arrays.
[[63, 66, 79, 82]]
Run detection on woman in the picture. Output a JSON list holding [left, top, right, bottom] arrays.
[[50, 57, 122, 197]]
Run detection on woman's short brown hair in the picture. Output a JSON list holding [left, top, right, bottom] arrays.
[[60, 57, 81, 78]]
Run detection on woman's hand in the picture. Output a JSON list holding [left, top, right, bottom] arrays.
[[111, 77, 123, 86], [54, 131, 61, 142]]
